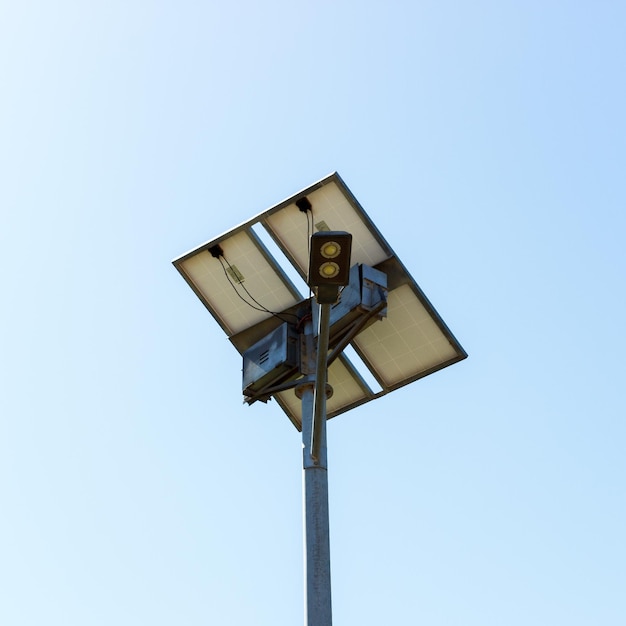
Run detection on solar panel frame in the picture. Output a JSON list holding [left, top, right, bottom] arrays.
[[173, 172, 467, 429]]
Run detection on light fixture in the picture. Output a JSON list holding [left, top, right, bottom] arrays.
[[308, 231, 352, 304]]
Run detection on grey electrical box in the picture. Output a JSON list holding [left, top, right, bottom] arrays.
[[242, 323, 299, 396]]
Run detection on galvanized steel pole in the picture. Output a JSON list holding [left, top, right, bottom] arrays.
[[312, 303, 331, 463], [298, 311, 332, 626]]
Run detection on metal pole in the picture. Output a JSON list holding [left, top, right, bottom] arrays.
[[312, 303, 331, 462], [298, 313, 332, 626]]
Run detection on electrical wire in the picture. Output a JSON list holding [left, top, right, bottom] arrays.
[[214, 202, 317, 327], [218, 256, 300, 325]]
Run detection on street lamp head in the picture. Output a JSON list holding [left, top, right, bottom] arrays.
[[308, 231, 352, 304]]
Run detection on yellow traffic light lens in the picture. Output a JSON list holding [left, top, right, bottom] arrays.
[[319, 262, 340, 278], [320, 241, 341, 259]]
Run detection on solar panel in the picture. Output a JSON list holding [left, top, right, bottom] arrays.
[[175, 225, 302, 337], [173, 172, 466, 429]]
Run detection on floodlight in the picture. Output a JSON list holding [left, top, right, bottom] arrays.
[[308, 231, 352, 304], [309, 232, 352, 284]]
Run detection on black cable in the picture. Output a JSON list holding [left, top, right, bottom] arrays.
[[214, 201, 316, 326], [218, 256, 299, 325]]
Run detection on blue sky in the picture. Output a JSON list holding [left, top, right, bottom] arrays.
[[1, 1, 625, 624]]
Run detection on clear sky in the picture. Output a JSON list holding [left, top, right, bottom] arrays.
[[1, 1, 625, 625]]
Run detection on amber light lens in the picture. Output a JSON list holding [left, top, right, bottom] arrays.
[[319, 262, 340, 278], [320, 241, 341, 258]]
